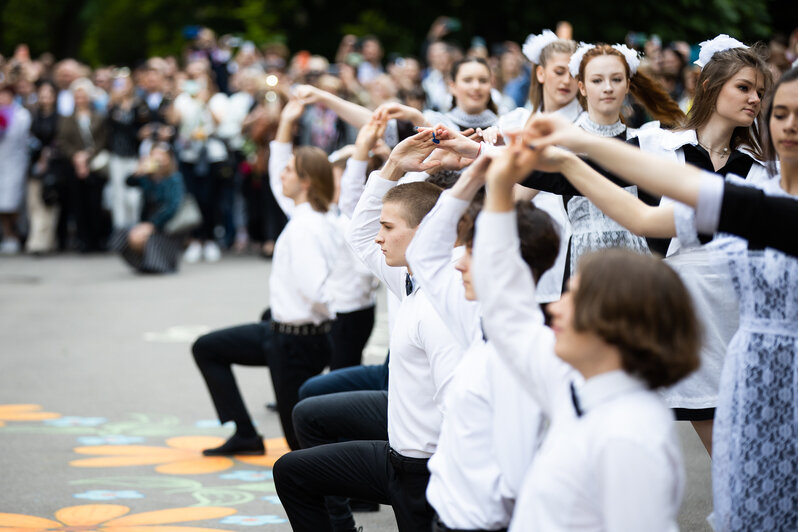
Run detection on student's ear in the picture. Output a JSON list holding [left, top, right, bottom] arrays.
[[536, 65, 546, 85], [578, 80, 586, 97]]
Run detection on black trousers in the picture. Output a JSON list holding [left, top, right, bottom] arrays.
[[330, 305, 376, 370], [191, 321, 331, 450], [70, 172, 108, 251], [274, 441, 433, 532], [293, 391, 389, 531]]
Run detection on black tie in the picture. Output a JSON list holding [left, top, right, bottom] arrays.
[[570, 382, 583, 417], [480, 318, 488, 342], [405, 274, 414, 296]]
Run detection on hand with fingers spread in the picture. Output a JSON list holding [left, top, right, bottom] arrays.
[[419, 123, 482, 159], [380, 129, 441, 181], [373, 102, 426, 126], [354, 113, 389, 161]]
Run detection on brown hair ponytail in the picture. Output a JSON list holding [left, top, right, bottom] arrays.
[[294, 146, 334, 212]]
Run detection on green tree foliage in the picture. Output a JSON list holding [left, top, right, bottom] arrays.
[[0, 0, 783, 67]]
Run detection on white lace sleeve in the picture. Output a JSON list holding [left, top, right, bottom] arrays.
[[672, 201, 701, 249]]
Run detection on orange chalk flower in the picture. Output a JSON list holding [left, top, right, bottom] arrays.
[[71, 436, 290, 474], [236, 438, 290, 468], [0, 503, 236, 531], [0, 404, 60, 427]]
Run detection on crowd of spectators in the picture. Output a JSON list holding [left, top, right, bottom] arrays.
[[0, 20, 795, 266]]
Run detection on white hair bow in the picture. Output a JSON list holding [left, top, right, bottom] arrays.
[[523, 30, 560, 65], [694, 34, 748, 68]]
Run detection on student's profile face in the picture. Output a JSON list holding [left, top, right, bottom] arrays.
[[454, 246, 477, 301], [770, 79, 798, 164], [281, 156, 305, 202], [578, 55, 629, 119], [537, 52, 577, 110], [715, 66, 765, 128], [375, 201, 416, 268], [548, 275, 596, 369]]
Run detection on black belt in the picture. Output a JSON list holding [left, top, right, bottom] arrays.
[[270, 320, 332, 336], [387, 447, 430, 474], [433, 514, 507, 532]]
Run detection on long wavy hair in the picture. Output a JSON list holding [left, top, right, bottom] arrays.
[[680, 44, 773, 161]]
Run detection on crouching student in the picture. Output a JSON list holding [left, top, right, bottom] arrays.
[[473, 141, 701, 531], [111, 143, 185, 273], [191, 98, 341, 454], [273, 129, 463, 532], [404, 150, 561, 532]]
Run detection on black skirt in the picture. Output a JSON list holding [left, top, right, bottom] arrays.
[[111, 229, 182, 273]]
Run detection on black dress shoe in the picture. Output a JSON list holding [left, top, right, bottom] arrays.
[[202, 434, 266, 456]]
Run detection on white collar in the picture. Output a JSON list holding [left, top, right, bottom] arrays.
[[292, 202, 316, 216], [661, 129, 699, 151], [574, 370, 647, 414], [575, 113, 626, 138]]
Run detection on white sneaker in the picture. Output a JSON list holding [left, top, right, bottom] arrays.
[[0, 238, 20, 254], [203, 241, 221, 262], [184, 241, 202, 263]]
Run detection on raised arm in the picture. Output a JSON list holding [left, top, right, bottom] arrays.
[[527, 113, 707, 204], [472, 142, 564, 415], [537, 146, 677, 238], [294, 84, 372, 129], [702, 179, 798, 258], [405, 157, 489, 348], [268, 98, 307, 217], [346, 130, 441, 299], [339, 113, 388, 218]]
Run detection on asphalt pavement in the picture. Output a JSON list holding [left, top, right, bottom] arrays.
[[0, 253, 712, 531]]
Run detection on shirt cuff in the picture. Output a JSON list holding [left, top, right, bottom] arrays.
[[365, 171, 398, 197], [695, 172, 725, 234], [475, 210, 518, 249], [345, 158, 368, 175], [439, 189, 471, 216]]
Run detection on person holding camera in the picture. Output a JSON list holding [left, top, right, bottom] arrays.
[[111, 143, 185, 273]]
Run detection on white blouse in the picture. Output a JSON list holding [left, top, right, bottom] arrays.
[[472, 210, 684, 532]]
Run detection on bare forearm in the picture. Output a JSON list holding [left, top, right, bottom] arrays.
[[578, 136, 703, 205]]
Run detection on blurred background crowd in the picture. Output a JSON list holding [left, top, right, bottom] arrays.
[[1, 17, 796, 265]]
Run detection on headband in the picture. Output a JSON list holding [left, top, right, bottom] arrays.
[[523, 30, 560, 64], [568, 43, 640, 77], [694, 34, 748, 68]]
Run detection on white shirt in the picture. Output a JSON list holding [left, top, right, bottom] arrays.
[[347, 173, 463, 458], [269, 202, 340, 325], [472, 210, 684, 532], [496, 99, 583, 303], [173, 92, 227, 163], [406, 191, 546, 529], [272, 148, 379, 315]]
